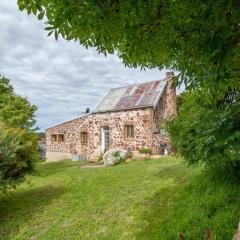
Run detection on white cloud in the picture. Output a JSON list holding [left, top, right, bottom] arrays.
[[0, 1, 168, 130]]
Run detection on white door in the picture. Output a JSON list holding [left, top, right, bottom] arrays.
[[101, 127, 110, 153]]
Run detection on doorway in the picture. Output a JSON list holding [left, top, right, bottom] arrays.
[[101, 126, 110, 153]]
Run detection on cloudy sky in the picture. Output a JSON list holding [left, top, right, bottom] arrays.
[[0, 2, 168, 131]]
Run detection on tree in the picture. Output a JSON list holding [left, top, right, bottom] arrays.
[[0, 123, 39, 191], [0, 76, 37, 129], [166, 91, 240, 179], [18, 0, 240, 101], [0, 76, 39, 191]]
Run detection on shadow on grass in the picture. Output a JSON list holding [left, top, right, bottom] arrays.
[[38, 159, 86, 177], [135, 170, 240, 240], [0, 184, 67, 240], [133, 165, 190, 239]]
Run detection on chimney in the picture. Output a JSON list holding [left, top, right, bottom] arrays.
[[165, 71, 174, 81], [164, 71, 177, 119]]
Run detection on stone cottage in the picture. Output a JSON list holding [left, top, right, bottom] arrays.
[[45, 72, 177, 162]]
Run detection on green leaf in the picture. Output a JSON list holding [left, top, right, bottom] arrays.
[[44, 26, 53, 31], [32, 4, 37, 15], [38, 12, 44, 20], [46, 8, 52, 19], [27, 6, 31, 15], [36, 4, 42, 12], [18, 3, 26, 11], [47, 30, 54, 37], [54, 30, 58, 41]]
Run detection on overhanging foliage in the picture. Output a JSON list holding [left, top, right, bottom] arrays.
[[18, 0, 240, 100]]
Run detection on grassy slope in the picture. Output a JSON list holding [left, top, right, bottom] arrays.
[[0, 158, 239, 240]]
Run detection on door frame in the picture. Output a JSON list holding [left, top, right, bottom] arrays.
[[101, 126, 110, 153]]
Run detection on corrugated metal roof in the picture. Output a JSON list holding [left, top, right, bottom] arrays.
[[93, 80, 167, 113]]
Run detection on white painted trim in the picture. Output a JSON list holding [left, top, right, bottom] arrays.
[[153, 81, 167, 109], [101, 127, 110, 153], [101, 128, 105, 153], [45, 113, 91, 130]]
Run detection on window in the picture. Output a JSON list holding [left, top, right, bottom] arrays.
[[124, 125, 134, 139], [58, 134, 64, 143], [51, 134, 57, 142], [81, 132, 88, 146], [51, 134, 64, 143], [102, 127, 110, 152]]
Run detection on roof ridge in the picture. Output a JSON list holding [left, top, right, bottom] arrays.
[[46, 113, 91, 130], [110, 79, 165, 90]]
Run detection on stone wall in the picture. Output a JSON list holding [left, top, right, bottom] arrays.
[[153, 71, 177, 133], [46, 108, 154, 161], [151, 72, 176, 155], [164, 72, 177, 119], [153, 89, 166, 133]]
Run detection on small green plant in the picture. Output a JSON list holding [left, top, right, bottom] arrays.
[[113, 151, 120, 158], [97, 153, 103, 163], [139, 147, 152, 154]]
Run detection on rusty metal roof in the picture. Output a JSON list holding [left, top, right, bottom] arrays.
[[93, 80, 167, 113]]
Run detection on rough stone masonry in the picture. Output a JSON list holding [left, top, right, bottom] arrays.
[[45, 72, 177, 162]]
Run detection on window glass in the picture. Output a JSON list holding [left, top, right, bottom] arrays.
[[51, 134, 64, 143], [58, 134, 64, 143], [51, 134, 57, 142], [125, 125, 134, 139], [81, 132, 88, 145]]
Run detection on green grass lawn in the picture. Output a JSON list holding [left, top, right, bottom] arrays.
[[0, 158, 239, 240]]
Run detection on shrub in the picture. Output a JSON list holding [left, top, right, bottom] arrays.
[[139, 147, 152, 154], [166, 91, 240, 180], [97, 153, 103, 163], [0, 123, 39, 191], [102, 149, 126, 166]]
